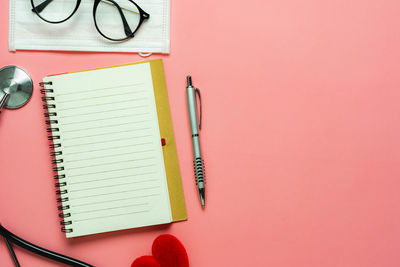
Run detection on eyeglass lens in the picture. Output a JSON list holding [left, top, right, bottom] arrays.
[[32, 0, 79, 23], [95, 0, 142, 40]]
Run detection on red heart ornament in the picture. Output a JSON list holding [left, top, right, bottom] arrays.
[[131, 256, 160, 267], [152, 234, 189, 267], [131, 234, 189, 267]]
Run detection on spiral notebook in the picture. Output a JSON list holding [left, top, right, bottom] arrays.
[[40, 59, 187, 238]]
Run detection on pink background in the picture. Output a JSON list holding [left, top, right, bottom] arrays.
[[1, 0, 400, 266]]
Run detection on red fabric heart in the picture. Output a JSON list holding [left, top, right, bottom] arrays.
[[131, 256, 160, 267], [152, 234, 189, 267], [131, 234, 189, 267]]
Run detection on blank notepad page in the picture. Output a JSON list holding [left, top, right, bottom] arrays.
[[44, 63, 172, 237]]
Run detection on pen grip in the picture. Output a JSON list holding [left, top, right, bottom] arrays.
[[193, 157, 205, 187]]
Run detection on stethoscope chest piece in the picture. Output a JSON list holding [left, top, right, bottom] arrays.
[[0, 66, 33, 112]]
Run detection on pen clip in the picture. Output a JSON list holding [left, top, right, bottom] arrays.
[[195, 88, 202, 130]]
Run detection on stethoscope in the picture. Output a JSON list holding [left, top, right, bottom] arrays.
[[0, 66, 93, 267]]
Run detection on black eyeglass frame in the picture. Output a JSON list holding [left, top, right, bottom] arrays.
[[30, 0, 150, 41]]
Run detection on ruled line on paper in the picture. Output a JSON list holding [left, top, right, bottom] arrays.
[[57, 97, 147, 111], [71, 194, 160, 207], [74, 210, 149, 222], [58, 90, 146, 103], [70, 180, 159, 193], [62, 115, 149, 127], [62, 135, 152, 148], [59, 105, 148, 118], [67, 150, 155, 163], [72, 186, 160, 200], [73, 203, 148, 214], [63, 127, 151, 140], [67, 163, 156, 177], [56, 83, 145, 96], [62, 120, 149, 133], [69, 174, 157, 185], [64, 141, 153, 156], [67, 157, 154, 170]]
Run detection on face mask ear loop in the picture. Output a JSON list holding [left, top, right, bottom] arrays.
[[139, 52, 152, 57]]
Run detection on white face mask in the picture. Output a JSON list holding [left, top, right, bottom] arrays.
[[9, 0, 170, 54]]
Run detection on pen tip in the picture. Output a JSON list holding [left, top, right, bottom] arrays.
[[186, 76, 192, 87], [199, 188, 205, 207]]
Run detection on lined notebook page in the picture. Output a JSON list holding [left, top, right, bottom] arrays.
[[44, 63, 172, 238]]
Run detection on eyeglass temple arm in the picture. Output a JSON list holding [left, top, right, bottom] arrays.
[[32, 0, 140, 15], [101, 0, 140, 15], [31, 0, 53, 13], [103, 0, 133, 36]]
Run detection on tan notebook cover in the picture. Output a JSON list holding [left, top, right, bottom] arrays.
[[146, 59, 187, 222]]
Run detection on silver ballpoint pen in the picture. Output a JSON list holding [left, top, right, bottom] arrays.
[[186, 76, 206, 207]]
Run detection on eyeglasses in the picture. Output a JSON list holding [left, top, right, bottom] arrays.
[[31, 0, 150, 41]]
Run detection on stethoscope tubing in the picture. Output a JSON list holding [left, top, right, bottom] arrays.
[[3, 236, 20, 266], [0, 224, 94, 267]]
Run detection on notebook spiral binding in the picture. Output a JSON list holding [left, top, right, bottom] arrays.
[[40, 81, 73, 234], [193, 157, 205, 185]]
